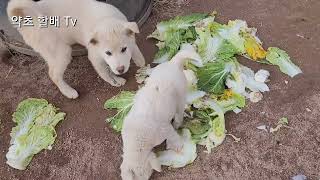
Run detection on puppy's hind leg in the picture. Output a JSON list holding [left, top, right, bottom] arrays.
[[130, 43, 145, 67], [173, 96, 186, 129], [46, 46, 79, 99], [165, 126, 184, 152]]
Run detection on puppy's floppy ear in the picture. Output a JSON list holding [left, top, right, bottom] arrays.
[[88, 32, 98, 45], [11, 8, 25, 17], [124, 22, 140, 37], [89, 38, 98, 45], [148, 152, 162, 172]]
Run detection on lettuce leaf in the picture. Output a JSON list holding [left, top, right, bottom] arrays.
[[154, 27, 199, 64], [10, 99, 49, 144], [150, 13, 208, 63], [195, 24, 239, 63], [6, 126, 56, 170], [195, 28, 223, 62], [135, 64, 153, 84], [226, 61, 269, 95], [199, 100, 226, 153], [157, 129, 197, 168], [215, 90, 246, 113], [153, 13, 209, 41], [6, 98, 65, 170], [266, 47, 302, 77], [218, 20, 247, 53], [104, 91, 135, 132], [184, 69, 206, 104], [197, 61, 233, 94], [183, 119, 211, 137], [243, 32, 267, 60], [215, 40, 239, 61], [183, 110, 212, 142]]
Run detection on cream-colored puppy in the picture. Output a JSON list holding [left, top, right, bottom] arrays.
[[7, 0, 145, 99], [120, 48, 201, 180]]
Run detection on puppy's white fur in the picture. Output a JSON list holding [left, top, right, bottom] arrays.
[[7, 0, 145, 99], [121, 49, 201, 180]]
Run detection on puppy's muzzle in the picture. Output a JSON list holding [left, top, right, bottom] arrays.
[[116, 66, 125, 74]]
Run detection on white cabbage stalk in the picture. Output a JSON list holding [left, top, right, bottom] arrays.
[[157, 129, 197, 168], [183, 70, 206, 104], [254, 69, 270, 83]]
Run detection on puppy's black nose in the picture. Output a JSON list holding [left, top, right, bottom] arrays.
[[117, 66, 125, 74]]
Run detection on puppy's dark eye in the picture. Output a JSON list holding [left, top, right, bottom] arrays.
[[106, 51, 112, 56], [121, 47, 127, 53]]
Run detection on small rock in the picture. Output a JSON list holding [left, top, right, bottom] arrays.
[[285, 80, 289, 84], [291, 174, 307, 180], [233, 108, 242, 114], [306, 108, 311, 112], [257, 125, 268, 132], [249, 92, 263, 103]]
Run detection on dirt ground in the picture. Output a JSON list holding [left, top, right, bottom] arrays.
[[1, 0, 320, 180]]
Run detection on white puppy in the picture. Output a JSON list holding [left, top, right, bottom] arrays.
[[7, 0, 145, 99], [120, 48, 201, 180]]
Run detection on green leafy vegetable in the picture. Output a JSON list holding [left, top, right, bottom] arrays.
[[270, 117, 289, 133], [226, 62, 270, 95], [215, 90, 246, 113], [218, 20, 247, 53], [195, 28, 223, 62], [104, 91, 135, 132], [184, 119, 211, 136], [157, 129, 197, 168], [154, 27, 200, 63], [279, 117, 288, 125], [196, 100, 226, 153], [135, 64, 153, 84], [266, 47, 302, 77], [7, 126, 56, 170], [197, 61, 232, 94], [242, 32, 267, 60], [154, 47, 171, 64], [6, 98, 65, 170], [195, 27, 239, 63], [150, 13, 208, 63], [215, 40, 239, 61], [154, 13, 209, 40], [184, 69, 206, 104], [208, 22, 224, 34], [183, 110, 213, 142]]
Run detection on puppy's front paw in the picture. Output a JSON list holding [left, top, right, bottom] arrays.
[[167, 139, 184, 153], [61, 88, 79, 99], [110, 76, 126, 87]]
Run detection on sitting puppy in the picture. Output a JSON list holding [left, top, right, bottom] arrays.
[[7, 0, 145, 99], [120, 48, 201, 180]]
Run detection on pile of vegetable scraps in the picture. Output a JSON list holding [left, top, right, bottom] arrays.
[[6, 98, 65, 170], [104, 12, 302, 168]]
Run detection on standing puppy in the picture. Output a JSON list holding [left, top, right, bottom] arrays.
[[120, 48, 201, 180], [7, 0, 145, 99]]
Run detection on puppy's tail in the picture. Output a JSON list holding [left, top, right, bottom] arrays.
[[7, 0, 42, 21], [170, 44, 202, 70]]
